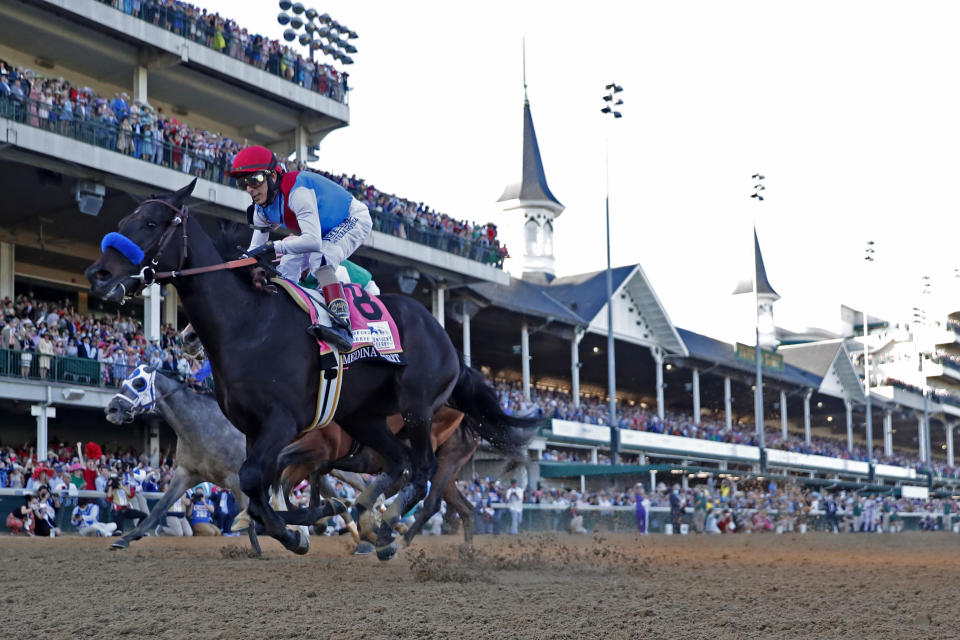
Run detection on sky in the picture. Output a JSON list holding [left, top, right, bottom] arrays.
[[202, 0, 960, 343]]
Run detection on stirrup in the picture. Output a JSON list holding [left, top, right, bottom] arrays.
[[307, 323, 353, 351]]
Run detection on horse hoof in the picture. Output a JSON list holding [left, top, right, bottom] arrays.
[[291, 529, 310, 555], [395, 522, 409, 535], [358, 511, 379, 543], [330, 498, 348, 516], [354, 541, 375, 556], [109, 538, 130, 550], [376, 540, 398, 561], [232, 511, 251, 532]]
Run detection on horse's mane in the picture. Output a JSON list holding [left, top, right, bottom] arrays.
[[210, 219, 275, 293]]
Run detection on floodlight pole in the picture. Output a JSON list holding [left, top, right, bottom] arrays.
[[752, 176, 766, 470], [863, 241, 874, 480], [601, 83, 623, 466]]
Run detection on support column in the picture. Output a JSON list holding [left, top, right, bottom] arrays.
[[162, 285, 178, 330], [845, 401, 854, 452], [692, 368, 700, 423], [0, 242, 13, 301], [294, 118, 309, 168], [461, 307, 471, 367], [147, 419, 160, 468], [724, 376, 732, 431], [947, 423, 955, 468], [917, 414, 926, 463], [521, 321, 530, 401], [133, 64, 148, 104], [883, 410, 893, 457], [651, 347, 665, 419], [431, 283, 445, 328], [803, 389, 812, 445], [31, 403, 56, 463], [570, 330, 583, 407], [143, 283, 162, 342], [780, 390, 788, 439]]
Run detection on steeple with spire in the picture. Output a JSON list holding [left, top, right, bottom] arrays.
[[497, 42, 564, 282], [733, 227, 781, 349]]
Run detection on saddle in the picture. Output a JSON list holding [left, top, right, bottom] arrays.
[[271, 278, 405, 432]]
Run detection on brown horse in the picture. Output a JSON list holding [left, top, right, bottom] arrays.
[[277, 406, 485, 548]]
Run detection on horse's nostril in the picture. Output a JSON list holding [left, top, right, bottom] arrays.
[[95, 270, 112, 281]]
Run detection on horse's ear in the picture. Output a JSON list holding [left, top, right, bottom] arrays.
[[146, 363, 159, 374], [171, 178, 197, 204]]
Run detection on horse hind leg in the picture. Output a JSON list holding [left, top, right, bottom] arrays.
[[402, 431, 472, 546]]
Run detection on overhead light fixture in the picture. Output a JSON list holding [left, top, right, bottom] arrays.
[[291, 2, 305, 14], [277, 12, 290, 25], [278, 0, 292, 9], [299, 32, 312, 46], [283, 28, 297, 42], [290, 15, 304, 29], [305, 8, 317, 20]]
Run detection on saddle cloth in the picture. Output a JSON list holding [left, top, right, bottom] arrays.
[[272, 278, 405, 366]]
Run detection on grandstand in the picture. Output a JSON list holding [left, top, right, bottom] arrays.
[[1, 0, 959, 531]]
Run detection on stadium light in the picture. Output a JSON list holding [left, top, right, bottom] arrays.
[[278, 1, 358, 65], [600, 82, 624, 466]]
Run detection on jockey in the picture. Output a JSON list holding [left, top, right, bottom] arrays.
[[228, 145, 372, 351]]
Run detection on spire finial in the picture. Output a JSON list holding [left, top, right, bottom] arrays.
[[522, 37, 528, 104]]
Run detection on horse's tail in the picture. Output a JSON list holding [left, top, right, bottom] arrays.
[[448, 356, 545, 458]]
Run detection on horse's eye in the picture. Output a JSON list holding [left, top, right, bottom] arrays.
[[146, 222, 158, 229], [132, 378, 147, 391]]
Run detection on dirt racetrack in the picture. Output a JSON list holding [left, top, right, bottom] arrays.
[[1, 531, 958, 639]]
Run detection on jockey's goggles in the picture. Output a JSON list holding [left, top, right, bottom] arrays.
[[237, 172, 269, 189]]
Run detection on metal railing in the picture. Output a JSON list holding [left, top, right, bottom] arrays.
[[93, 0, 348, 104], [0, 94, 505, 266], [0, 347, 202, 389], [370, 209, 506, 268], [0, 94, 237, 187]]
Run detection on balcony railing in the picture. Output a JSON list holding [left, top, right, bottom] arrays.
[[0, 348, 212, 392], [92, 0, 348, 104], [0, 94, 237, 187], [1, 94, 504, 267], [370, 209, 506, 268]]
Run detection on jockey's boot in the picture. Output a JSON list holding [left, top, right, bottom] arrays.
[[307, 280, 353, 351]]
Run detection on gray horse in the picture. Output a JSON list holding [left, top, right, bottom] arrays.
[[104, 364, 250, 550]]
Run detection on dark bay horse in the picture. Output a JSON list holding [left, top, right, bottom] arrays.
[[85, 179, 535, 558]]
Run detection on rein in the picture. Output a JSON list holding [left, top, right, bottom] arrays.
[[130, 200, 258, 286]]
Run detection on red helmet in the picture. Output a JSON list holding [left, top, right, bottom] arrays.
[[228, 145, 282, 177]]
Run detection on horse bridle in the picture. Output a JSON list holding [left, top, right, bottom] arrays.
[[131, 199, 191, 288]]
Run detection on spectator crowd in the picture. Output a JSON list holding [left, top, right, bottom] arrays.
[[494, 381, 960, 479], [454, 473, 960, 536], [95, 0, 349, 102], [0, 60, 506, 265], [1, 293, 202, 388]]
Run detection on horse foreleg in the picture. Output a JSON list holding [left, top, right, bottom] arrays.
[[239, 428, 307, 555], [111, 468, 193, 550], [380, 415, 436, 555]]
